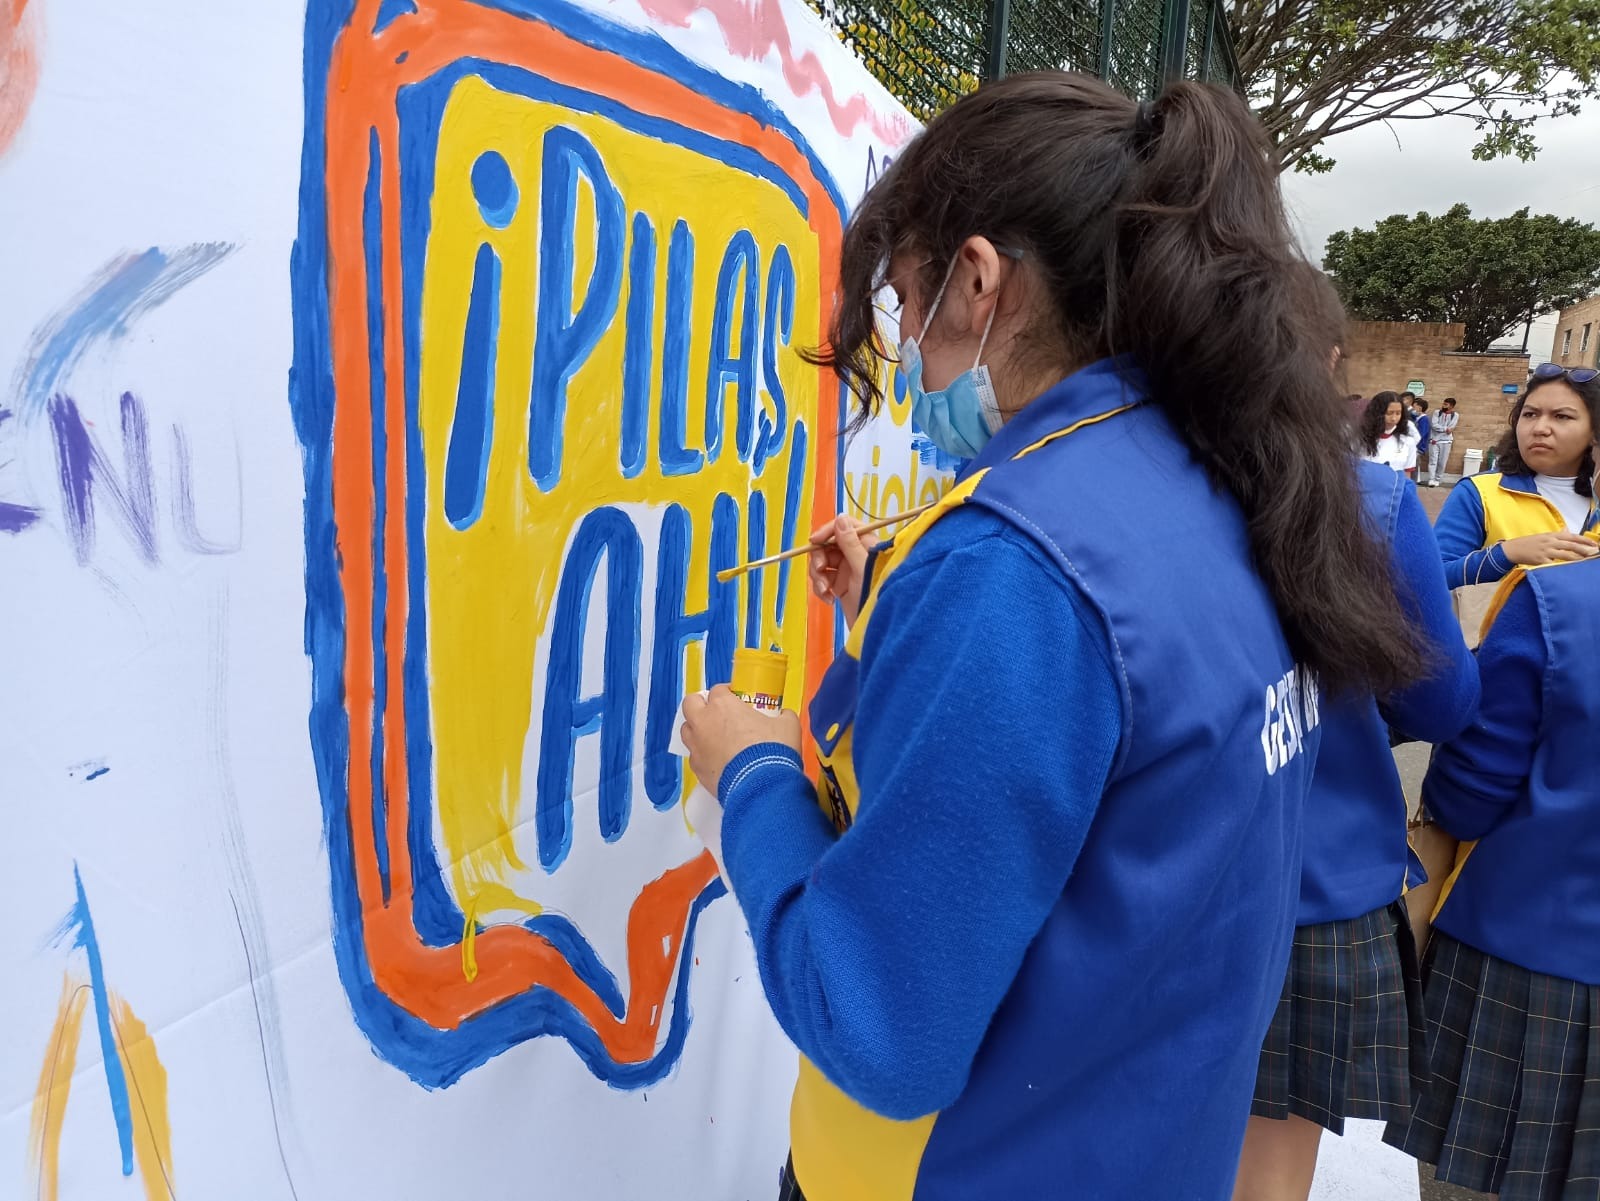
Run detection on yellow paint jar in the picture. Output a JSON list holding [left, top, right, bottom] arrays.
[[730, 649, 788, 713]]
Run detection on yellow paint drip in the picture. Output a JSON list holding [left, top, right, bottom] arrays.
[[462, 894, 481, 981], [109, 993, 176, 1200], [30, 975, 88, 1201]]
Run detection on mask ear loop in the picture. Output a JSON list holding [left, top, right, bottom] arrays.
[[917, 256, 961, 342], [972, 304, 997, 369]]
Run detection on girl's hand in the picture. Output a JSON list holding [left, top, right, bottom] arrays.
[[807, 514, 878, 627], [1500, 532, 1599, 567], [680, 686, 803, 798]]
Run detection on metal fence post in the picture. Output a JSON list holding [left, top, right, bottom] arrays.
[[985, 0, 1013, 82], [1198, 0, 1216, 81], [1098, 0, 1118, 80], [1159, 0, 1192, 86]]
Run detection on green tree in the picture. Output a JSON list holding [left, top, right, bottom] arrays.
[[808, 0, 986, 122], [1323, 204, 1600, 351], [1230, 0, 1600, 173]]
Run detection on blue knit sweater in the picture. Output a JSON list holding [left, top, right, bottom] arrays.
[[716, 504, 1121, 1119]]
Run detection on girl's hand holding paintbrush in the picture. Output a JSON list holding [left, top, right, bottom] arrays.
[[807, 514, 878, 627], [685, 506, 930, 793]]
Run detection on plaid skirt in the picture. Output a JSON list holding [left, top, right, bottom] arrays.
[[1385, 933, 1600, 1201], [1251, 900, 1428, 1135]]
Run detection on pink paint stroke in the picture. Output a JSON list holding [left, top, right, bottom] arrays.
[[636, 0, 913, 143]]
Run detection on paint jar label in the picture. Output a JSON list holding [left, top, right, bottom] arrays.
[[730, 648, 788, 712]]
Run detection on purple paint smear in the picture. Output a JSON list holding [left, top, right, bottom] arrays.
[[0, 501, 39, 532], [171, 424, 242, 554], [13, 243, 237, 420], [0, 406, 36, 531], [48, 393, 159, 565]]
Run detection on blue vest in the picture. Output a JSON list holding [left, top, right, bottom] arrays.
[[1296, 462, 1416, 924], [1435, 553, 1600, 984], [793, 360, 1316, 1201]]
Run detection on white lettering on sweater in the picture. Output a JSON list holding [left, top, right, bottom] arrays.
[[1262, 667, 1320, 776]]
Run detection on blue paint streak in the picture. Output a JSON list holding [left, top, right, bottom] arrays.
[[745, 490, 766, 648], [643, 502, 738, 809], [754, 244, 796, 475], [291, 0, 845, 1091], [372, 0, 417, 34], [536, 507, 643, 869], [364, 126, 393, 904], [620, 212, 655, 480], [63, 867, 135, 1176], [529, 125, 625, 493], [658, 220, 702, 477], [704, 230, 759, 464], [776, 420, 806, 621], [86, 766, 110, 781], [16, 244, 236, 420], [443, 242, 499, 529], [470, 150, 519, 229]]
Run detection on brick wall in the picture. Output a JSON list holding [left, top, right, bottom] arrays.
[[1554, 295, 1600, 369], [1343, 322, 1528, 475]]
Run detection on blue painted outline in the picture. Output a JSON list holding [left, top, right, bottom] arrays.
[[442, 241, 500, 529], [291, 0, 844, 1090]]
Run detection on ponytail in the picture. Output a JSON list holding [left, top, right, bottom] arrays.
[[817, 72, 1424, 696]]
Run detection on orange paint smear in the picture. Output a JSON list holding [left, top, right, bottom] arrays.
[[323, 0, 842, 1064], [0, 0, 41, 158]]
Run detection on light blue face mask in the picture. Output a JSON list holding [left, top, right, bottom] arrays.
[[899, 255, 1006, 460]]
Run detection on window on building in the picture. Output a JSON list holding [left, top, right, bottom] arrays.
[[1584, 323, 1593, 354], [1563, 328, 1573, 357]]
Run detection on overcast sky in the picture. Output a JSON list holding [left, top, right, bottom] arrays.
[[1279, 105, 1600, 363]]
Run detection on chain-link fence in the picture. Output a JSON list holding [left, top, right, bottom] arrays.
[[807, 0, 1238, 122]]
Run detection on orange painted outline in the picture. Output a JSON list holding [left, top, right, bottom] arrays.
[[324, 0, 842, 1061]]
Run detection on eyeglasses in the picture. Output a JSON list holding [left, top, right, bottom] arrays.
[[1532, 362, 1599, 384]]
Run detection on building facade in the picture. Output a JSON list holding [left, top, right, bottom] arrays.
[[1343, 322, 1530, 476], [1555, 295, 1600, 371]]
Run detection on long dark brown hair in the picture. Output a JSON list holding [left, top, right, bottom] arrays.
[[1492, 374, 1600, 497], [1359, 391, 1412, 457], [814, 72, 1424, 695]]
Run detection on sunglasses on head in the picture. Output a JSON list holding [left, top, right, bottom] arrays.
[[1532, 362, 1599, 384]]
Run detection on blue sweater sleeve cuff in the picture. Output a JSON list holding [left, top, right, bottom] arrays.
[[1458, 544, 1511, 588], [717, 742, 806, 809]]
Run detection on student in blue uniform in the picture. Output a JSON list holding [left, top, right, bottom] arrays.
[[1411, 398, 1431, 481], [1385, 510, 1600, 1200], [679, 73, 1428, 1201], [1433, 365, 1599, 588], [1234, 458, 1479, 1201]]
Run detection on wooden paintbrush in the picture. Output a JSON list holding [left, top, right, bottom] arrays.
[[714, 501, 937, 584]]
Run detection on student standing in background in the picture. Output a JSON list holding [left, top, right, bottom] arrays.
[[1426, 397, 1458, 486], [1233, 459, 1479, 1201], [1433, 366, 1599, 588], [1359, 391, 1418, 474], [1409, 398, 1430, 481], [1386, 523, 1600, 1200], [679, 72, 1427, 1201]]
